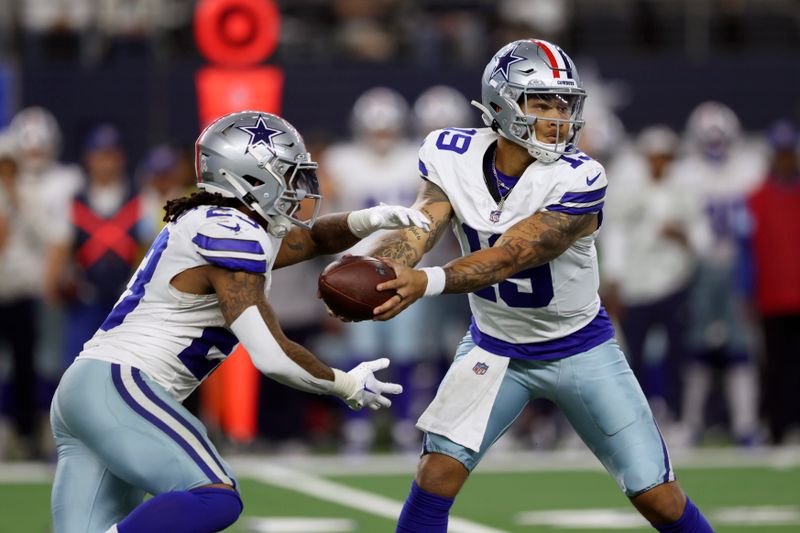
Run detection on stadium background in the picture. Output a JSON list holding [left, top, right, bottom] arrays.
[[0, 0, 799, 531]]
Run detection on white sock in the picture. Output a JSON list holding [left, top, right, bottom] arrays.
[[682, 363, 712, 435], [724, 364, 759, 439]]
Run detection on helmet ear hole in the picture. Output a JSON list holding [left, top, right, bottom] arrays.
[[242, 174, 263, 187]]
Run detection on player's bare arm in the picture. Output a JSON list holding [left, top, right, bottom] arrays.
[[368, 180, 454, 267], [374, 209, 597, 320], [445, 210, 597, 292], [275, 205, 431, 269], [274, 213, 358, 269]]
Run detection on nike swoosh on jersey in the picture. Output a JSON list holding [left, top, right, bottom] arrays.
[[217, 222, 241, 232], [586, 172, 601, 186]]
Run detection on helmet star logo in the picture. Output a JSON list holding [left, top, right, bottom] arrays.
[[491, 44, 526, 81], [237, 116, 282, 153]]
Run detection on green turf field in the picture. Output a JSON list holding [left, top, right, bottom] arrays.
[[2, 449, 799, 533]]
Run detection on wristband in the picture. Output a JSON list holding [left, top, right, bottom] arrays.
[[420, 266, 446, 297], [346, 209, 374, 238], [330, 368, 357, 399]]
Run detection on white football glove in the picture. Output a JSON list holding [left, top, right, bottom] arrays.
[[347, 203, 431, 238], [330, 358, 403, 411]]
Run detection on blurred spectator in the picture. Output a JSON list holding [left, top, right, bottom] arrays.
[[497, 0, 569, 44], [0, 135, 50, 459], [332, 0, 404, 62], [18, 0, 92, 61], [9, 107, 84, 226], [747, 120, 800, 444], [322, 87, 428, 452], [601, 125, 711, 424], [673, 101, 767, 446], [137, 143, 182, 237], [7, 107, 83, 448], [43, 124, 150, 367]]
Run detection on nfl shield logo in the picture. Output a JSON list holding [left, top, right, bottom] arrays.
[[489, 210, 501, 223], [473, 362, 489, 375]]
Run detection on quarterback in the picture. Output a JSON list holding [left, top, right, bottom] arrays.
[[368, 40, 714, 532], [49, 111, 429, 533]]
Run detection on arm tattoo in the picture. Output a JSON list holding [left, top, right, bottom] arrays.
[[371, 231, 420, 265], [419, 180, 450, 203], [423, 206, 451, 253], [368, 180, 453, 267], [216, 270, 332, 380], [443, 211, 596, 294]]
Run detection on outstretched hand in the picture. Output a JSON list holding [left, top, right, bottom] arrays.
[[372, 259, 429, 321], [341, 358, 403, 411], [348, 204, 430, 237], [368, 203, 430, 232]]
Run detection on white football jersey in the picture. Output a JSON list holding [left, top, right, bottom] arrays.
[[420, 127, 614, 359], [78, 205, 281, 401], [323, 141, 419, 256]]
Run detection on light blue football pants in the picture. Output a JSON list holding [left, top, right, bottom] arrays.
[[424, 336, 675, 497], [50, 358, 237, 533]]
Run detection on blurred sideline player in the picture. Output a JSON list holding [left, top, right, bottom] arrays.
[[322, 87, 430, 452], [7, 107, 84, 427], [43, 124, 151, 369], [368, 40, 714, 532], [601, 126, 711, 426], [49, 111, 428, 533], [747, 120, 800, 444], [411, 84, 475, 341], [673, 102, 766, 446], [0, 134, 51, 459]]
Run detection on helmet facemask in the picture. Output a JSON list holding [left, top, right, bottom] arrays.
[[219, 142, 321, 238], [484, 81, 586, 163]]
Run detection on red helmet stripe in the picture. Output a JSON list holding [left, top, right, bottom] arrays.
[[532, 40, 561, 78]]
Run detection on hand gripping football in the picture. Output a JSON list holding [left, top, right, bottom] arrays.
[[318, 256, 397, 321]]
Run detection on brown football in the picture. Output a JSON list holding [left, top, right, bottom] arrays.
[[318, 256, 397, 321]]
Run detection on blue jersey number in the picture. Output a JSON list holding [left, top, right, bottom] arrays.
[[461, 224, 554, 308], [559, 150, 593, 169], [435, 128, 476, 154], [101, 228, 171, 331]]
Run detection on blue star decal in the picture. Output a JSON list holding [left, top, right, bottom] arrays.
[[237, 116, 282, 152], [491, 44, 526, 81]]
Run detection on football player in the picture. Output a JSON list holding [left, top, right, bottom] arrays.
[[49, 111, 429, 533], [366, 40, 714, 532]]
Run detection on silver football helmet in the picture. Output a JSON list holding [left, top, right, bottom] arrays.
[[413, 85, 472, 135], [473, 39, 587, 163], [195, 111, 321, 238]]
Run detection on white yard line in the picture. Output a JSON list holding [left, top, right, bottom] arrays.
[[238, 461, 510, 533], [2, 445, 798, 484], [0, 462, 53, 483], [232, 445, 800, 477]]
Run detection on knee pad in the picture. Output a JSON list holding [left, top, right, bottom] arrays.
[[191, 487, 243, 530]]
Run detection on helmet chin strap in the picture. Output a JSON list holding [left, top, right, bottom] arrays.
[[471, 100, 495, 127], [219, 168, 291, 238]]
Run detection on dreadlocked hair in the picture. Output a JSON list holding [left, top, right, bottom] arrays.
[[163, 191, 241, 223]]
